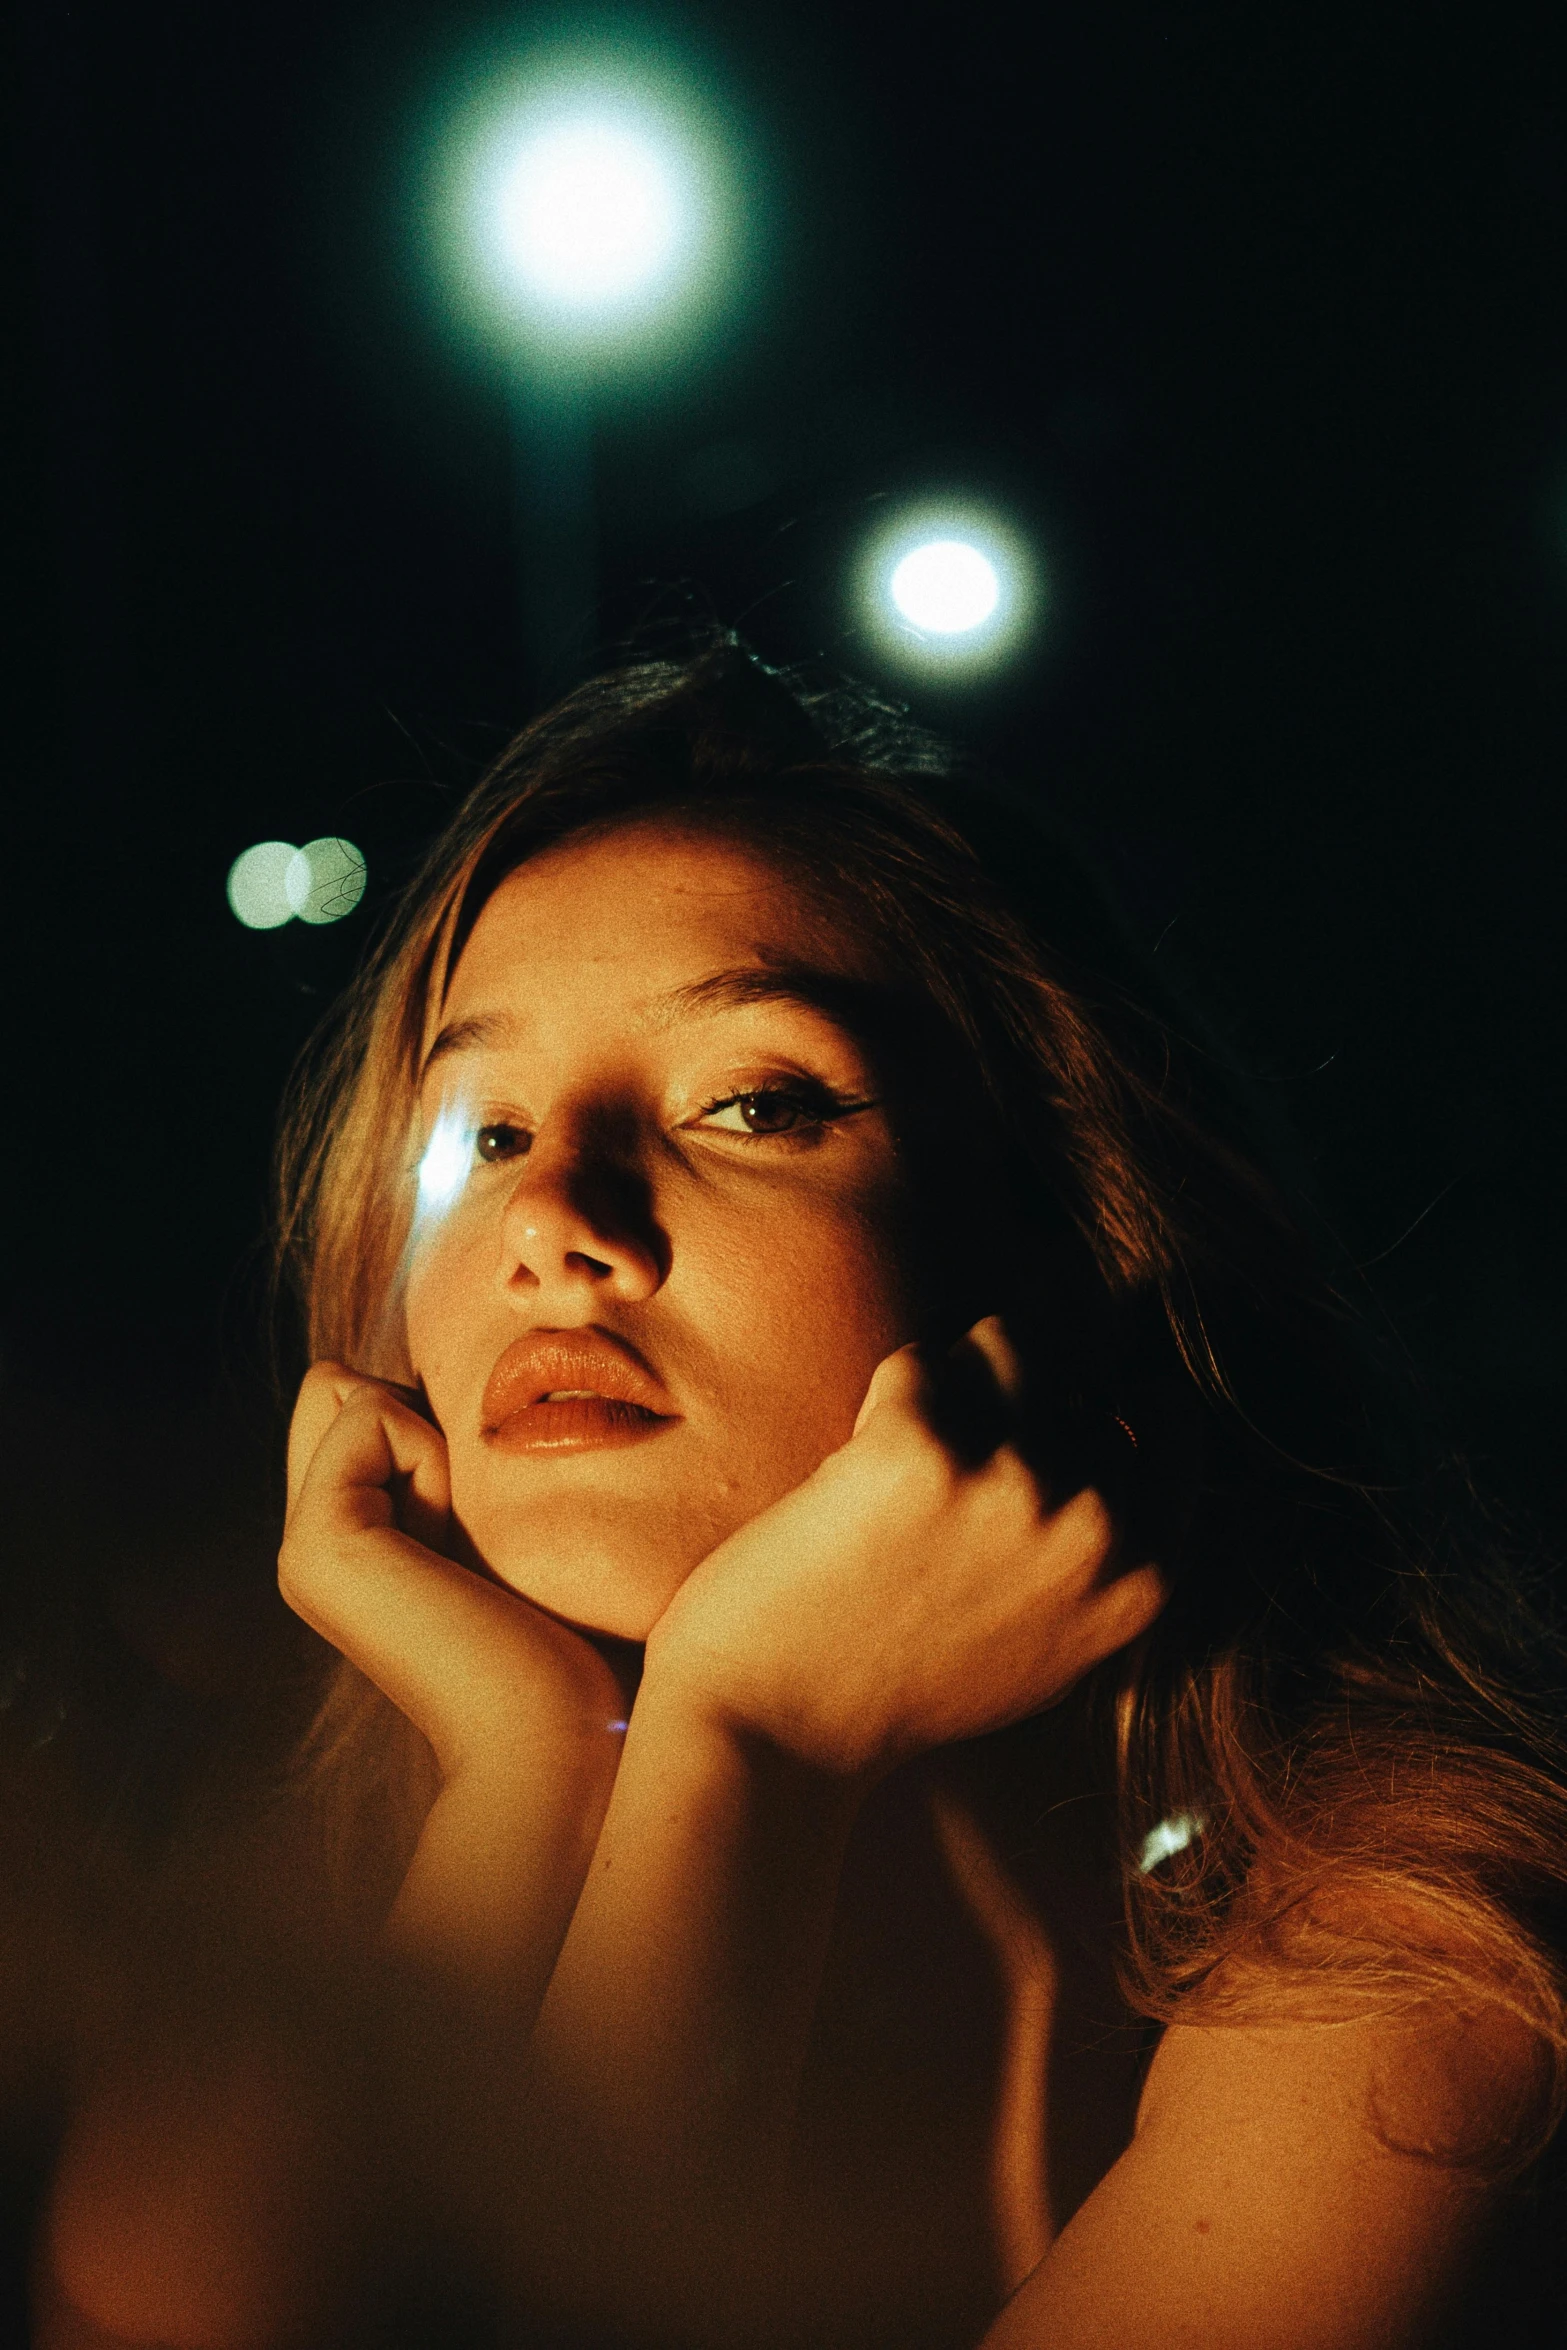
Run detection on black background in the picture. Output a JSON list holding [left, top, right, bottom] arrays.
[[7, 0, 1567, 1593]]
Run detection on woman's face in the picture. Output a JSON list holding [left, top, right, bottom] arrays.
[[403, 821, 918, 1639]]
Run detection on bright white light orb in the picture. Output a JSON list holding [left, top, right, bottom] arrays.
[[889, 539, 1001, 636], [492, 114, 686, 311], [858, 502, 1037, 677], [226, 841, 300, 930], [417, 1105, 472, 1218], [286, 837, 368, 926], [432, 54, 741, 368]]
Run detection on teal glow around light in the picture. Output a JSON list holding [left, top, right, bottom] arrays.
[[857, 503, 1038, 677], [426, 47, 740, 371]]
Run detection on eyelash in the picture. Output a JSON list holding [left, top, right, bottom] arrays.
[[468, 1080, 870, 1163], [693, 1081, 870, 1138]]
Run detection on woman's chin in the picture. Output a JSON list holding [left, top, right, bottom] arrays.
[[460, 1503, 715, 1645]]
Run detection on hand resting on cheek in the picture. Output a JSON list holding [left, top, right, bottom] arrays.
[[279, 1362, 634, 2001], [504, 1314, 1166, 2341], [644, 1314, 1170, 1784]]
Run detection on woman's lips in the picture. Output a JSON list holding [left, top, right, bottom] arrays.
[[481, 1331, 678, 1454], [491, 1395, 668, 1450]]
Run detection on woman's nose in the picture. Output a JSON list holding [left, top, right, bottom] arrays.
[[498, 1120, 667, 1308]]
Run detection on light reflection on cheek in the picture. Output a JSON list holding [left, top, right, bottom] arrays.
[[414, 1101, 474, 1230], [404, 1104, 480, 1410]]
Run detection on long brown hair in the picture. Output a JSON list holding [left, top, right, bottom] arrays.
[[276, 638, 1567, 2166]]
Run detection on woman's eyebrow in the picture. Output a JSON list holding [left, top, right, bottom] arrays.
[[421, 1010, 519, 1076], [636, 965, 873, 1032]]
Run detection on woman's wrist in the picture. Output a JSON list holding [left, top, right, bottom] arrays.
[[635, 1626, 880, 1816]]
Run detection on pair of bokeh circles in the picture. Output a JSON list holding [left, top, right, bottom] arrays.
[[224, 515, 1030, 932], [226, 837, 368, 931]]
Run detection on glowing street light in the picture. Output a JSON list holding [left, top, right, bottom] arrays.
[[439, 67, 729, 358], [486, 111, 697, 325], [857, 503, 1037, 678], [889, 540, 1001, 635], [429, 57, 739, 689]]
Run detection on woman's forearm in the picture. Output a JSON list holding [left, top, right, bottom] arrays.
[[514, 1671, 866, 2340], [384, 1730, 621, 2014]]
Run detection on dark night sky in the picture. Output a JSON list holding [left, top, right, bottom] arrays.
[[7, 0, 1567, 1552]]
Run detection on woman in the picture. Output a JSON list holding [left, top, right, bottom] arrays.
[[39, 641, 1567, 2348]]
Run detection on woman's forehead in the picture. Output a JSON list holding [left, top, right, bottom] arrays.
[[445, 822, 879, 1006]]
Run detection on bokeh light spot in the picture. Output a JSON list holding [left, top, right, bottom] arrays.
[[286, 838, 368, 926], [428, 52, 742, 370], [857, 500, 1038, 678], [226, 841, 300, 930]]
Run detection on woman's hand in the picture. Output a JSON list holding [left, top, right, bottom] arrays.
[[280, 1362, 628, 1783], [279, 1363, 629, 1999], [517, 1320, 1165, 2339], [644, 1318, 1168, 1784]]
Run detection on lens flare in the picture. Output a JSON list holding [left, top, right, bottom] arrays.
[[416, 1104, 473, 1220], [429, 56, 740, 367]]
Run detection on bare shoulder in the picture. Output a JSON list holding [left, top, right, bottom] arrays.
[[981, 1956, 1551, 2350]]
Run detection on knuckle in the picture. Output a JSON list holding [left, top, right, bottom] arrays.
[[888, 1421, 960, 1507], [1062, 1483, 1116, 1557], [985, 1447, 1041, 1514]]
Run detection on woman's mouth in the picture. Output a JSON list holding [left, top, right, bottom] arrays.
[[481, 1332, 679, 1453]]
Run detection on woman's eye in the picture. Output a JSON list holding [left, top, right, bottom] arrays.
[[475, 1121, 532, 1163], [697, 1088, 842, 1136]]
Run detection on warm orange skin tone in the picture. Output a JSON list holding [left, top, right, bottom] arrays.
[[34, 826, 1540, 2350], [403, 828, 918, 1638]]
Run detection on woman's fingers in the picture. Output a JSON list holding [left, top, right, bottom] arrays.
[[852, 1341, 933, 1434], [697, 1319, 1171, 1768], [298, 1383, 452, 1548], [854, 1316, 1018, 1444], [281, 1364, 629, 1779], [957, 1314, 1023, 1399], [284, 1360, 425, 1507]]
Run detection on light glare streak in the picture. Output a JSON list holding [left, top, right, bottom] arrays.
[[417, 1104, 473, 1220]]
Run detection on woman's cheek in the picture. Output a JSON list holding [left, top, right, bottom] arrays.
[[403, 1228, 481, 1428]]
